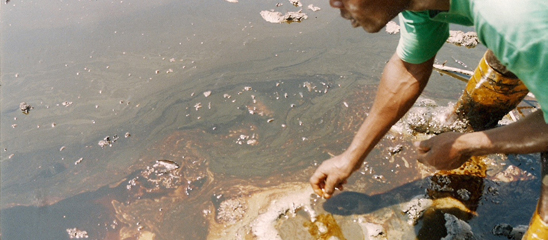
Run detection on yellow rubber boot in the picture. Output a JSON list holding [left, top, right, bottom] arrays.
[[523, 211, 548, 240], [454, 50, 529, 131]]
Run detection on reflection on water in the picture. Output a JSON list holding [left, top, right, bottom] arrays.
[[0, 0, 541, 239]]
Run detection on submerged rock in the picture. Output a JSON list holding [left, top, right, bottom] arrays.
[[493, 223, 527, 239], [442, 213, 476, 240]]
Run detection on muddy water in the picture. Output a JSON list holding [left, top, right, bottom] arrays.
[[1, 0, 540, 239]]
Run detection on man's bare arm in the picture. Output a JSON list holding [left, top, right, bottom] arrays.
[[310, 53, 434, 198], [417, 110, 548, 170]]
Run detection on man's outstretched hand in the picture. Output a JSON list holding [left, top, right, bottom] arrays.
[[414, 132, 472, 170], [309, 154, 355, 199]]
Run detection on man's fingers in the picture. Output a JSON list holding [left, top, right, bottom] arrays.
[[323, 176, 343, 199], [310, 172, 327, 196], [413, 140, 431, 152]]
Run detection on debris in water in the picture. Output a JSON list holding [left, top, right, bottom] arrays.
[[59, 146, 66, 152], [62, 101, 73, 107], [225, 0, 238, 2], [20, 102, 32, 114], [387, 144, 403, 156], [194, 102, 202, 111], [303, 81, 315, 91], [492, 223, 527, 240], [125, 132, 131, 138], [456, 188, 471, 201], [75, 158, 83, 165], [307, 4, 321, 12], [385, 21, 400, 34], [442, 213, 476, 240], [203, 91, 212, 97], [447, 31, 479, 48], [153, 159, 180, 172], [217, 198, 247, 224], [289, 0, 302, 7], [451, 56, 468, 68], [260, 10, 308, 24], [98, 135, 118, 148], [66, 228, 89, 239], [303, 214, 346, 240]]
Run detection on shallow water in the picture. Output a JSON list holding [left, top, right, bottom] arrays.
[[1, 0, 540, 239]]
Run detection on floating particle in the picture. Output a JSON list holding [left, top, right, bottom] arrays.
[[223, 93, 231, 99], [98, 135, 118, 148], [98, 140, 109, 148], [388, 144, 403, 155], [8, 154, 14, 159], [20, 102, 32, 114], [385, 21, 400, 34], [51, 122, 56, 127], [343, 102, 349, 108], [267, 118, 274, 123], [155, 70, 160, 74], [243, 86, 252, 91], [60, 146, 66, 151], [166, 69, 173, 73], [75, 158, 83, 165], [62, 101, 73, 107], [194, 102, 202, 111], [203, 91, 212, 97], [303, 82, 315, 92], [66, 228, 88, 239], [11, 124, 17, 128], [153, 159, 180, 171], [125, 132, 131, 138], [307, 4, 321, 11], [289, 0, 302, 7]]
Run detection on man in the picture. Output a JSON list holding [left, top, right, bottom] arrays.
[[310, 0, 548, 237]]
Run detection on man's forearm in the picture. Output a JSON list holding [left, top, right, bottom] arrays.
[[461, 111, 548, 156], [344, 54, 434, 169]]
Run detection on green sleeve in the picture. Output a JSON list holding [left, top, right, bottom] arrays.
[[396, 11, 450, 64]]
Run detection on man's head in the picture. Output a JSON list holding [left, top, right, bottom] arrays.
[[330, 0, 450, 33]]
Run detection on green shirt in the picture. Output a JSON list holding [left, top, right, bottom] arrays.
[[396, 0, 548, 123]]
